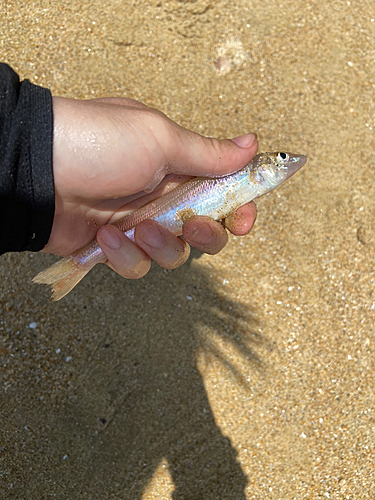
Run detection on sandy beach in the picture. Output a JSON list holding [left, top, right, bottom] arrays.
[[1, 0, 374, 498]]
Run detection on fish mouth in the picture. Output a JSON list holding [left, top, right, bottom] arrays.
[[285, 154, 307, 180]]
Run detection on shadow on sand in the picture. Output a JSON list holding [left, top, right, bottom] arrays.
[[2, 249, 270, 499]]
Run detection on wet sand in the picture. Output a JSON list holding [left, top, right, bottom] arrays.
[[1, 0, 375, 498]]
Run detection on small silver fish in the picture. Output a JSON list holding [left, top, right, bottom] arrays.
[[33, 152, 306, 300]]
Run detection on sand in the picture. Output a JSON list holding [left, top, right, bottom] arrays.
[[1, 0, 374, 498]]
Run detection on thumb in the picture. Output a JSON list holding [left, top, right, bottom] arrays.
[[166, 125, 258, 177]]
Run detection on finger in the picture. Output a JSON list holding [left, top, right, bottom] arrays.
[[134, 220, 191, 269], [165, 122, 258, 177], [224, 202, 257, 235], [97, 225, 151, 279], [182, 216, 228, 255]]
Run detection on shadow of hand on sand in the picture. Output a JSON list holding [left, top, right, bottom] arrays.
[[2, 248, 268, 499], [61, 249, 266, 499]]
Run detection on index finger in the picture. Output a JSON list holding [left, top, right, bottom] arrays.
[[224, 202, 257, 235]]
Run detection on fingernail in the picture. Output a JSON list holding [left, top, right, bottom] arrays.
[[191, 223, 214, 245], [231, 133, 257, 148], [138, 223, 163, 248], [100, 226, 122, 250]]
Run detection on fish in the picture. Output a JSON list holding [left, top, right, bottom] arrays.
[[33, 151, 307, 301]]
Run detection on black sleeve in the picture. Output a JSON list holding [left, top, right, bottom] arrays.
[[0, 63, 54, 255]]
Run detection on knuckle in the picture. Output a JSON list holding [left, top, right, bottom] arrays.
[[208, 138, 226, 174]]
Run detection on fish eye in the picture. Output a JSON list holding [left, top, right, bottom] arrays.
[[277, 152, 289, 162]]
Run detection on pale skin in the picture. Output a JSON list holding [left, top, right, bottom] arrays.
[[44, 96, 258, 279]]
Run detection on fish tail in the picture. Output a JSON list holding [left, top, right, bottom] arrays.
[[32, 257, 89, 301]]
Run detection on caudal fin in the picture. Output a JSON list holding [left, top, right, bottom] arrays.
[[32, 257, 89, 301]]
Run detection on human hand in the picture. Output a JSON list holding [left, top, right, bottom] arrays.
[[44, 96, 258, 279]]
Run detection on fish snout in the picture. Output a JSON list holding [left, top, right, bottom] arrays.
[[285, 154, 307, 179]]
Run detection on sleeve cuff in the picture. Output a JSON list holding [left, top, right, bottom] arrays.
[[0, 64, 54, 254]]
